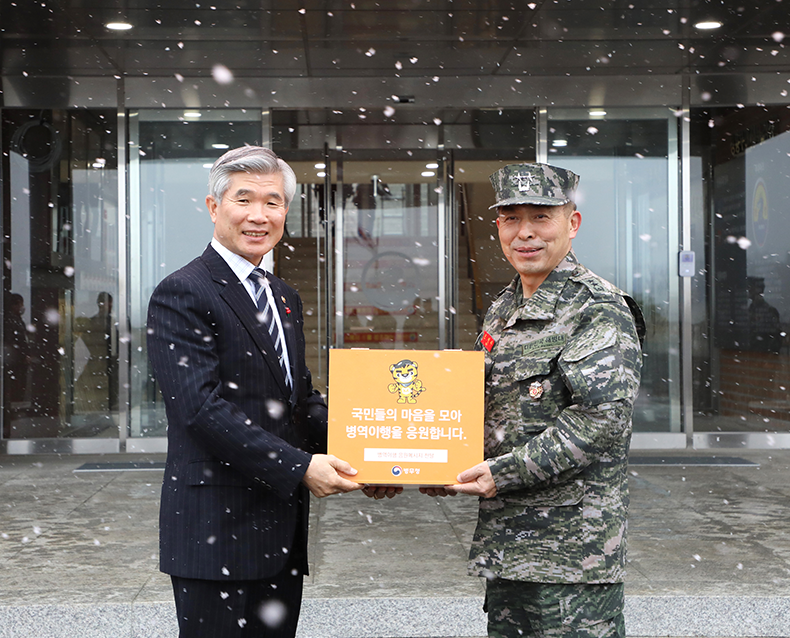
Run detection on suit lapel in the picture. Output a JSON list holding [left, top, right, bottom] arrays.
[[200, 246, 289, 395]]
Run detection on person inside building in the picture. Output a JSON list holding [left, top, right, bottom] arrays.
[[74, 292, 117, 417], [3, 292, 29, 438], [422, 163, 645, 637], [747, 276, 782, 353], [147, 145, 362, 637]]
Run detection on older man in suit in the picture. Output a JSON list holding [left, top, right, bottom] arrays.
[[147, 146, 361, 637]]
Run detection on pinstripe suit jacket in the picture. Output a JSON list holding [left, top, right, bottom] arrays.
[[147, 244, 327, 581]]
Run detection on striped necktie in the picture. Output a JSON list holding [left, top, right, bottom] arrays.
[[249, 268, 291, 389]]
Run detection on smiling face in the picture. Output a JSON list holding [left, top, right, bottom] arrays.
[[206, 171, 289, 265], [496, 203, 581, 298], [390, 361, 417, 384]]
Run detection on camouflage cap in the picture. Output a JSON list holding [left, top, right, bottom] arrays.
[[489, 163, 580, 209]]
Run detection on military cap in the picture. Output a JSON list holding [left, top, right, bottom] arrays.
[[489, 163, 579, 209]]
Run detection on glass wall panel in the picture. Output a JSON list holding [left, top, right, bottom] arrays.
[[272, 108, 537, 384], [129, 110, 262, 438], [692, 106, 790, 433], [2, 109, 118, 439], [271, 159, 328, 391], [453, 159, 535, 349], [338, 158, 441, 350], [547, 109, 679, 433]]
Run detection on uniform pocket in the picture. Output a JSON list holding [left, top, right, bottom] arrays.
[[512, 348, 566, 430], [501, 478, 584, 507]]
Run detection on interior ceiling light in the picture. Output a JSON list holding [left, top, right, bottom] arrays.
[[425, 162, 439, 169], [183, 111, 202, 119], [315, 163, 326, 169], [589, 109, 607, 117], [211, 143, 229, 149], [552, 139, 568, 147], [106, 21, 133, 31], [694, 20, 723, 30], [421, 171, 435, 177]]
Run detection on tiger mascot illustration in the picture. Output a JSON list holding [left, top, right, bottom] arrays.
[[387, 359, 426, 404]]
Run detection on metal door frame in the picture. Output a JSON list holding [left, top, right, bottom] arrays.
[[536, 107, 686, 449], [323, 147, 453, 360]]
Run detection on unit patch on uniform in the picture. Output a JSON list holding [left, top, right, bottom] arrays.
[[481, 331, 495, 352]]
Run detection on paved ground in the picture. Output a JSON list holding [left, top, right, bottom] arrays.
[[1, 449, 789, 637]]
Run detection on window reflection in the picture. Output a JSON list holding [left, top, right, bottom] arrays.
[[547, 109, 678, 433], [340, 167, 439, 350], [693, 106, 790, 432], [1, 109, 118, 439], [129, 109, 261, 438]]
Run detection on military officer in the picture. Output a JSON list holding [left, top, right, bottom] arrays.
[[423, 163, 644, 637]]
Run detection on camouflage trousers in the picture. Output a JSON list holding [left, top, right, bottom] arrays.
[[484, 580, 625, 638]]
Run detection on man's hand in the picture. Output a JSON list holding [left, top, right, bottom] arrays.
[[302, 454, 362, 498], [449, 461, 497, 498], [362, 485, 403, 500]]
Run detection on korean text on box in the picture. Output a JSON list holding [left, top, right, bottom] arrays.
[[327, 349, 484, 485]]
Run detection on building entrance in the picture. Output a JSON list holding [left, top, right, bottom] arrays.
[[6, 104, 762, 452], [278, 151, 479, 395]]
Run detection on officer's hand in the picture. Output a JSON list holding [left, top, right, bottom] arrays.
[[450, 462, 497, 498], [419, 486, 457, 497], [302, 454, 362, 498], [362, 485, 403, 500]]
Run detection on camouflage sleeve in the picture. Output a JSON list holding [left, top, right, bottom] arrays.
[[488, 300, 641, 494]]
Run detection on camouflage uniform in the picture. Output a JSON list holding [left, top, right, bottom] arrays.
[[470, 163, 644, 637], [485, 580, 625, 638]]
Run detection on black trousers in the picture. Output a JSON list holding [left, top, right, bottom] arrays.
[[171, 551, 305, 638]]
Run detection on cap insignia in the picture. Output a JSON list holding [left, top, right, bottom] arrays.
[[514, 174, 538, 192]]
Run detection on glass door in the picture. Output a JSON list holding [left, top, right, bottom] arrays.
[[1, 108, 119, 449], [545, 107, 681, 435], [690, 105, 790, 439], [280, 149, 456, 390], [271, 108, 538, 389], [128, 109, 263, 447], [332, 154, 445, 351]]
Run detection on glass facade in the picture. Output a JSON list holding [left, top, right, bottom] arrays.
[[546, 109, 680, 433], [129, 110, 263, 441], [692, 106, 790, 434], [1, 3, 789, 451], [2, 102, 789, 450], [2, 109, 119, 441]]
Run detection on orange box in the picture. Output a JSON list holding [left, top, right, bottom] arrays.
[[327, 349, 484, 485]]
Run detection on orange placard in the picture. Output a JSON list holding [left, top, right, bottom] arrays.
[[327, 349, 484, 485]]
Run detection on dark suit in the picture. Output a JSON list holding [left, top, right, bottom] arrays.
[[147, 244, 327, 633]]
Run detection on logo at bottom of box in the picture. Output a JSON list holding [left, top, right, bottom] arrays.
[[365, 447, 448, 480]]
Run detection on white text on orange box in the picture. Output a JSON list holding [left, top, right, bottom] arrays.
[[364, 448, 449, 463]]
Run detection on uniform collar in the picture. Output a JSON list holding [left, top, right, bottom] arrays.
[[499, 250, 580, 327]]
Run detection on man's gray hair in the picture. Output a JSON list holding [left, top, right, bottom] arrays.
[[208, 146, 297, 207]]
